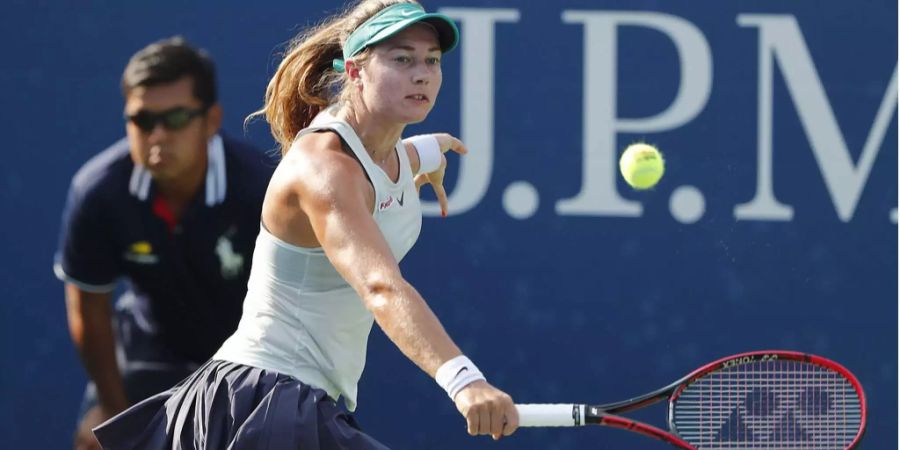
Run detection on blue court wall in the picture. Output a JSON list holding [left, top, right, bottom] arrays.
[[0, 1, 895, 449]]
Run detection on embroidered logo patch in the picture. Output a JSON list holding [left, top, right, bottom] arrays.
[[215, 235, 244, 279], [124, 241, 159, 264]]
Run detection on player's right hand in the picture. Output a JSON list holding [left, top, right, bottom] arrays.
[[453, 380, 519, 440], [74, 405, 117, 450]]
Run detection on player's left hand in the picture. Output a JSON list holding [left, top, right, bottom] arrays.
[[415, 133, 468, 217]]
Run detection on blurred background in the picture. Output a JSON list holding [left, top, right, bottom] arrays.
[[1, 1, 896, 448]]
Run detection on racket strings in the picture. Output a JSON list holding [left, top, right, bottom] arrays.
[[671, 359, 862, 450]]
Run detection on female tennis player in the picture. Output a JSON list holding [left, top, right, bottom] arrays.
[[93, 1, 518, 448]]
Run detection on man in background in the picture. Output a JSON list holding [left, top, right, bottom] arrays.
[[54, 37, 276, 449]]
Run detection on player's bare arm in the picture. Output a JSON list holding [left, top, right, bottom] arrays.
[[271, 132, 517, 439]]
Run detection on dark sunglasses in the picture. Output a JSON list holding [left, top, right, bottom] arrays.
[[125, 106, 208, 133]]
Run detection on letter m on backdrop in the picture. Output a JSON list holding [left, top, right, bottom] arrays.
[[735, 15, 898, 223]]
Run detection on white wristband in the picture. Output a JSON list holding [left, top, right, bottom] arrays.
[[407, 134, 442, 175], [435, 355, 486, 400]]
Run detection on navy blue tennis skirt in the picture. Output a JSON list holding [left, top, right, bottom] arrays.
[[93, 359, 390, 450]]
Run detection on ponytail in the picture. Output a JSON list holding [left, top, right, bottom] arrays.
[[251, 0, 417, 155]]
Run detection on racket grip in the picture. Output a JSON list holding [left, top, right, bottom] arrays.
[[515, 404, 585, 427]]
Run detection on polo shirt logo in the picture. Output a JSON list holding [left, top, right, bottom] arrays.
[[215, 235, 244, 279], [124, 241, 159, 264]]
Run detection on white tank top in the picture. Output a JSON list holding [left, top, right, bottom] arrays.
[[214, 110, 422, 411]]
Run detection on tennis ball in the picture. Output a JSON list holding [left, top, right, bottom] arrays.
[[619, 143, 665, 190]]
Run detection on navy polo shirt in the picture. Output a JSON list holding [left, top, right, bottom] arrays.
[[54, 134, 276, 364]]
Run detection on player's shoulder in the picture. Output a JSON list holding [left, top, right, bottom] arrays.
[[288, 130, 362, 180], [69, 138, 134, 199], [273, 131, 365, 201]]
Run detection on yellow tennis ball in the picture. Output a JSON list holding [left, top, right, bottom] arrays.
[[619, 143, 665, 189]]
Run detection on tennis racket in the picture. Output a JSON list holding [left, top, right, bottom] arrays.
[[516, 350, 866, 449]]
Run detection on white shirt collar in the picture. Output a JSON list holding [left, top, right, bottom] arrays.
[[128, 134, 227, 206]]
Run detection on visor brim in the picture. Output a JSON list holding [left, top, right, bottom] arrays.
[[364, 13, 459, 54]]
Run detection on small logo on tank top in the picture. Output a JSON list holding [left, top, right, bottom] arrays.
[[379, 191, 405, 211]]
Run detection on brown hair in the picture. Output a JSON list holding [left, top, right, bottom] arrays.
[[253, 0, 418, 155]]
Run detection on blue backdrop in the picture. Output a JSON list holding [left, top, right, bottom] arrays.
[[1, 1, 896, 449]]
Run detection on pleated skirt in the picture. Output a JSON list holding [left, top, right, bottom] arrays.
[[93, 359, 390, 450]]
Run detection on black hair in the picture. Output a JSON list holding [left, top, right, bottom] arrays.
[[121, 36, 217, 107]]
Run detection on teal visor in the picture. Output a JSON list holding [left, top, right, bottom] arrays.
[[333, 3, 459, 72]]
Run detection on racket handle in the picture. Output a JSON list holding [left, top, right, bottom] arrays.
[[515, 404, 585, 427]]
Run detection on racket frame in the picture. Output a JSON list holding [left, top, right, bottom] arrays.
[[664, 350, 867, 449], [518, 350, 867, 450]]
